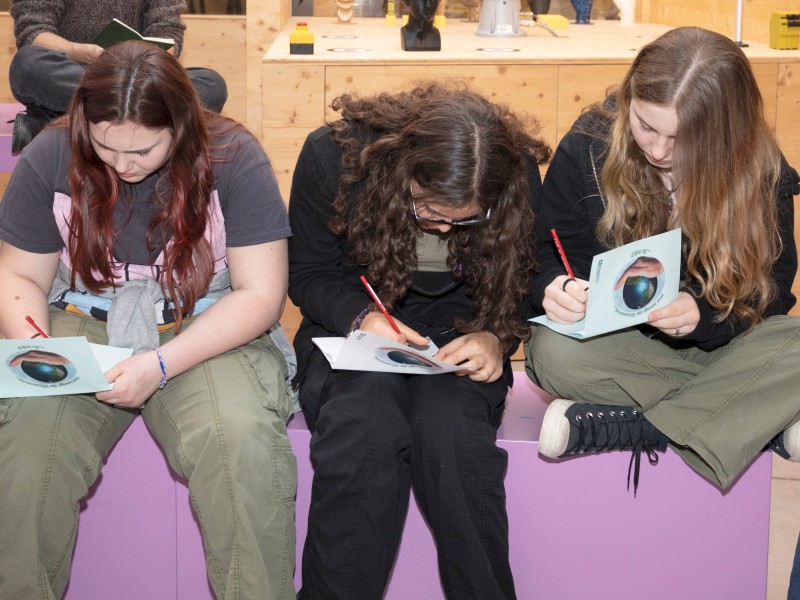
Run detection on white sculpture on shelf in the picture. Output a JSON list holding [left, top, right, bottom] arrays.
[[613, 0, 636, 26]]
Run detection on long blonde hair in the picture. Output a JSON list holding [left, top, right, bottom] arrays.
[[598, 26, 783, 325]]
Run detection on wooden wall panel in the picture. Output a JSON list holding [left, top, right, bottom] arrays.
[[642, 0, 796, 44], [261, 63, 326, 197], [246, 0, 293, 140], [0, 13, 15, 103], [182, 16, 247, 124], [555, 63, 629, 140], [324, 64, 560, 148]]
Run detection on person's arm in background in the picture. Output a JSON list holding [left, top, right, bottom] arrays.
[[11, 0, 103, 63], [141, 0, 186, 56]]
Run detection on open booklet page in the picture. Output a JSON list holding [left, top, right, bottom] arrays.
[[313, 330, 473, 375], [0, 337, 133, 398], [92, 19, 175, 51], [530, 228, 682, 339]]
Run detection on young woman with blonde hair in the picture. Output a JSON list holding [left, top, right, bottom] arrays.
[[527, 26, 800, 491]]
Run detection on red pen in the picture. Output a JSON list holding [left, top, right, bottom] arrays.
[[550, 229, 575, 279], [359, 276, 402, 335], [25, 314, 50, 338]]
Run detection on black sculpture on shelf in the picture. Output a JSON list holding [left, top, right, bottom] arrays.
[[401, 0, 442, 51]]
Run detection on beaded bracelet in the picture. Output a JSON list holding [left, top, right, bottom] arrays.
[[349, 307, 370, 333], [155, 348, 168, 389]]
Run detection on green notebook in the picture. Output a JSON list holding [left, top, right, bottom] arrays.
[[92, 18, 174, 51]]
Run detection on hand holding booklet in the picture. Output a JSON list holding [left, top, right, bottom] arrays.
[[313, 330, 474, 375], [0, 337, 133, 398], [92, 19, 175, 51], [530, 228, 682, 339]]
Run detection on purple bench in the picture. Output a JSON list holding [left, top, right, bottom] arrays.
[[64, 372, 772, 599]]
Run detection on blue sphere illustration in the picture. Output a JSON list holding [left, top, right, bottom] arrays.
[[20, 361, 69, 383], [621, 275, 658, 309]]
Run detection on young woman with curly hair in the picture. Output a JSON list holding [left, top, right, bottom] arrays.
[[0, 41, 296, 599], [527, 26, 800, 492], [289, 81, 551, 600]]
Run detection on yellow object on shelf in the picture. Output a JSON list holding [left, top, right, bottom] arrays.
[[289, 21, 314, 54], [537, 14, 569, 30], [386, 0, 397, 26], [769, 12, 800, 50], [434, 14, 446, 28]]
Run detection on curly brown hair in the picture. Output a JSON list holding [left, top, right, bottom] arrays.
[[327, 81, 552, 349]]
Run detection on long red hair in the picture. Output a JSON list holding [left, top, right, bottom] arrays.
[[64, 41, 228, 329]]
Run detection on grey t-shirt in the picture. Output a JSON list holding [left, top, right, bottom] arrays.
[[0, 126, 291, 269]]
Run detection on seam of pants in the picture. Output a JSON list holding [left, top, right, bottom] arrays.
[[207, 358, 242, 600], [270, 438, 296, 597], [36, 397, 66, 597], [341, 375, 380, 598]]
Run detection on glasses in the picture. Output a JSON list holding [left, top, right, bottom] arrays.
[[410, 182, 491, 227]]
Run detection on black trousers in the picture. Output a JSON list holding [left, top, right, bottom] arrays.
[[298, 348, 516, 600], [10, 44, 228, 114]]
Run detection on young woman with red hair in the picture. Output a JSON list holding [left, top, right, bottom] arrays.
[[0, 41, 297, 599]]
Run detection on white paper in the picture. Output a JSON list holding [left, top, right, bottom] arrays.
[[313, 330, 472, 375], [0, 337, 133, 398], [530, 228, 682, 339]]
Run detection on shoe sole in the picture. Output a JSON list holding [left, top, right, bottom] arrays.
[[785, 421, 800, 461], [538, 398, 575, 459]]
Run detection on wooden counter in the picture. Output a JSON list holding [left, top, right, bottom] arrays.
[[263, 17, 800, 195], [262, 17, 800, 334]]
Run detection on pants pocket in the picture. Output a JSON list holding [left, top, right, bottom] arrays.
[[271, 436, 298, 505], [237, 335, 294, 422], [0, 398, 23, 426]]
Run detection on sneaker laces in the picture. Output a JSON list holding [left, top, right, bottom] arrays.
[[571, 407, 665, 496], [627, 442, 661, 497]]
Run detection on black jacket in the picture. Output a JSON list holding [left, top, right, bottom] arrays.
[[532, 108, 799, 350], [288, 124, 542, 371]]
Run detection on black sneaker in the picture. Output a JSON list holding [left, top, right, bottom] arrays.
[[11, 107, 59, 155], [539, 399, 669, 494]]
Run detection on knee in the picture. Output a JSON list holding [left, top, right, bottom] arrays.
[[526, 325, 583, 376], [219, 402, 287, 452], [189, 68, 228, 113], [9, 45, 45, 100], [413, 410, 506, 485]]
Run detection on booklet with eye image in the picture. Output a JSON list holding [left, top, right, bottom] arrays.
[[0, 337, 133, 398], [530, 228, 682, 339], [313, 330, 474, 375]]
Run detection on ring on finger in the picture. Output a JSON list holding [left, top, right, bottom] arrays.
[[675, 326, 681, 336], [562, 277, 576, 292]]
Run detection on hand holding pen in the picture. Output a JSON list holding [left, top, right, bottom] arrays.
[[358, 276, 428, 345], [542, 230, 588, 324]]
